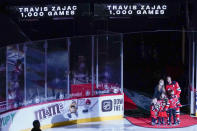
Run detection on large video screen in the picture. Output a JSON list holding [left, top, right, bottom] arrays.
[[94, 2, 180, 17], [7, 3, 90, 20], [5, 1, 181, 21]]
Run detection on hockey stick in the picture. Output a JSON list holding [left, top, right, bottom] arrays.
[[89, 100, 98, 111], [83, 100, 99, 113]]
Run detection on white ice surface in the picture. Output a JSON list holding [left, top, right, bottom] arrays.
[[43, 118, 197, 131]]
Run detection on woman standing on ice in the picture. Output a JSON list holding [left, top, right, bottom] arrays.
[[153, 79, 166, 99]]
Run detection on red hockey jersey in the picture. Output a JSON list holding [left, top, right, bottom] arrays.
[[165, 81, 181, 98], [157, 99, 168, 117], [166, 95, 181, 109], [150, 103, 159, 118]]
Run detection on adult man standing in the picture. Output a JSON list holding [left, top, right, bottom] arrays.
[[165, 76, 181, 124]]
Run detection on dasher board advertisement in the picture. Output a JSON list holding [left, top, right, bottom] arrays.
[[0, 94, 123, 131]]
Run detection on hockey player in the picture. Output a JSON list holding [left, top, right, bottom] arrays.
[[67, 100, 78, 118], [165, 76, 181, 98], [165, 76, 181, 124], [166, 90, 182, 125], [157, 93, 168, 125], [150, 98, 159, 126], [82, 99, 91, 113]]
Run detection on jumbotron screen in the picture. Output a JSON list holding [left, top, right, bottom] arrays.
[[94, 3, 179, 17], [95, 4, 167, 16], [5, 1, 180, 20], [7, 3, 90, 20]]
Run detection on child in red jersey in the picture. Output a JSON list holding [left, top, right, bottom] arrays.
[[150, 98, 159, 125], [166, 90, 182, 125], [166, 76, 181, 123], [157, 93, 168, 125]]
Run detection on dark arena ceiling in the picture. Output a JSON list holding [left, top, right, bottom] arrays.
[[0, 0, 196, 47]]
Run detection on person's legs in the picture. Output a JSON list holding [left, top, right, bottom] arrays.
[[167, 110, 169, 124], [172, 109, 177, 124], [176, 107, 180, 124], [168, 109, 172, 125], [152, 117, 156, 125], [158, 117, 164, 125], [158, 117, 161, 125], [161, 117, 164, 124]]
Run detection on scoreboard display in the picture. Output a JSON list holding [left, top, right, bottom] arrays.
[[7, 4, 90, 20], [94, 3, 168, 17], [4, 1, 181, 20], [17, 5, 78, 18]]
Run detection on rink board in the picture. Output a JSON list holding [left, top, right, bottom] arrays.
[[0, 94, 124, 131]]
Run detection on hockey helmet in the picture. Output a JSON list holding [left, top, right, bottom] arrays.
[[86, 99, 91, 105]]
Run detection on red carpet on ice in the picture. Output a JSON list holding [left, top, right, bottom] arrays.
[[126, 115, 197, 128], [124, 94, 137, 110]]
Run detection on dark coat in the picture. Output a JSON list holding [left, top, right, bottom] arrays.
[[153, 85, 166, 99], [31, 128, 41, 131]]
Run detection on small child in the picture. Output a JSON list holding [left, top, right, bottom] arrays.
[[157, 93, 168, 125], [150, 98, 159, 126], [166, 90, 182, 125]]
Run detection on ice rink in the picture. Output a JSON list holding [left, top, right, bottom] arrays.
[[43, 118, 197, 131]]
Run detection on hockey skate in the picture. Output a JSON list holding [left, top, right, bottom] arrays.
[[176, 119, 180, 125], [151, 122, 156, 126], [168, 121, 172, 126]]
